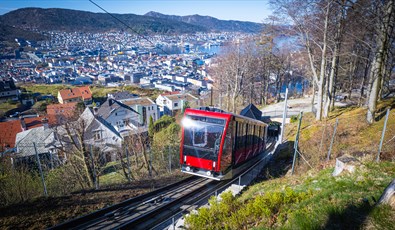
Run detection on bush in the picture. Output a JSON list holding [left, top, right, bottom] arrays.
[[0, 162, 42, 206], [290, 115, 298, 123], [46, 164, 83, 196], [185, 189, 312, 229]]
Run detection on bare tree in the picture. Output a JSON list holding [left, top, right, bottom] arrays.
[[211, 40, 265, 113], [367, 0, 395, 123]]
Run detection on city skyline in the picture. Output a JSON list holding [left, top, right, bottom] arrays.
[[0, 0, 273, 23]]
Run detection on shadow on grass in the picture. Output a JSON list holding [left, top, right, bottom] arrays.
[[374, 105, 393, 122], [254, 141, 294, 182], [323, 201, 373, 230]]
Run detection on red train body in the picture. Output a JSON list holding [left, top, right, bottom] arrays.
[[180, 108, 268, 180]]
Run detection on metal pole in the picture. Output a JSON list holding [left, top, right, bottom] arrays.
[[90, 145, 98, 190], [168, 145, 171, 173], [34, 142, 48, 197], [149, 150, 152, 177], [377, 109, 390, 162], [210, 88, 213, 107], [125, 144, 132, 182], [327, 119, 339, 161], [279, 88, 288, 144], [291, 112, 303, 175]]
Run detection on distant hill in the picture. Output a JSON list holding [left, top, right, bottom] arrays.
[[0, 8, 207, 34], [0, 23, 47, 42], [145, 11, 263, 33], [0, 8, 263, 37]]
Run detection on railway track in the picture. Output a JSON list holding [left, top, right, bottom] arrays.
[[50, 176, 213, 230], [51, 139, 278, 230]]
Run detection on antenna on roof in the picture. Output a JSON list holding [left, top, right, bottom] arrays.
[[89, 0, 170, 56]]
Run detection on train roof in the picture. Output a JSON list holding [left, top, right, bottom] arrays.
[[184, 108, 267, 126]]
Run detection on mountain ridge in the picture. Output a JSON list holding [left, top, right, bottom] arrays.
[[0, 8, 263, 41], [144, 11, 263, 33]]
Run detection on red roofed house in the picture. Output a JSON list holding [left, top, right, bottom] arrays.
[[57, 86, 92, 105], [0, 117, 45, 153], [46, 102, 79, 125]]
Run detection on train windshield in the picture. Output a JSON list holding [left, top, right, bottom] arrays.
[[182, 115, 225, 160]]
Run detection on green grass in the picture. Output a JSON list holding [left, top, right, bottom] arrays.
[[0, 102, 20, 115], [185, 162, 395, 229], [185, 99, 395, 229], [20, 84, 164, 101], [99, 170, 128, 186]]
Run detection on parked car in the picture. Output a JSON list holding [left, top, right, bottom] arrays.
[[9, 112, 20, 118]]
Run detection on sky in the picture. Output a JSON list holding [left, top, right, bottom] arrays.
[[0, 0, 273, 23]]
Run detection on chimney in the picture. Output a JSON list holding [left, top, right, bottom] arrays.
[[93, 107, 99, 115], [41, 118, 49, 130], [20, 116, 26, 131], [109, 98, 114, 107]]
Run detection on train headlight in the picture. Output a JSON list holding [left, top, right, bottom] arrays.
[[206, 171, 212, 176], [185, 166, 191, 172]]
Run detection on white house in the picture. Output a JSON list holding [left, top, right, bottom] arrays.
[[156, 93, 199, 116], [56, 107, 124, 162], [94, 98, 141, 137], [122, 97, 160, 129], [15, 124, 62, 167]]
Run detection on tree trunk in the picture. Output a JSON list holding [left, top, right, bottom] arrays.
[[311, 82, 316, 113], [348, 59, 356, 100], [359, 58, 370, 106], [367, 0, 394, 123], [316, 2, 330, 121]]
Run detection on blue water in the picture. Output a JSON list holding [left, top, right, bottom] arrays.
[[281, 80, 306, 94], [154, 45, 222, 55]]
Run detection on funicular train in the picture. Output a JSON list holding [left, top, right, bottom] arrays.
[[180, 107, 268, 180]]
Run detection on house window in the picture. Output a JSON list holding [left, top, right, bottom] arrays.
[[143, 107, 147, 125], [94, 131, 102, 140], [148, 107, 150, 111], [174, 103, 178, 107]]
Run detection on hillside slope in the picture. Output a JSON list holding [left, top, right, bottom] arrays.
[[186, 99, 395, 229], [145, 11, 263, 33], [0, 8, 207, 34]]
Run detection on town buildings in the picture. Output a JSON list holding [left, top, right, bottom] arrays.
[[57, 86, 92, 104]]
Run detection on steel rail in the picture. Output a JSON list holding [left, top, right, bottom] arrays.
[[49, 176, 201, 230]]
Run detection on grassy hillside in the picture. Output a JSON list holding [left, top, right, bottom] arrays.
[[20, 84, 164, 101], [185, 99, 395, 229]]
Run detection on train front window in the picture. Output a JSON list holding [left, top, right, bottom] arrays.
[[182, 115, 225, 160]]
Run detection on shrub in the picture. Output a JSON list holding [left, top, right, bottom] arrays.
[[185, 189, 312, 229], [290, 115, 298, 123]]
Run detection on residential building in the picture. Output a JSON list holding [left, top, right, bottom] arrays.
[[57, 86, 92, 104], [15, 123, 62, 167], [122, 97, 160, 128], [156, 93, 199, 116], [107, 91, 139, 101], [0, 78, 20, 102], [0, 117, 45, 153], [94, 98, 141, 137], [46, 102, 78, 125], [57, 107, 123, 162]]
